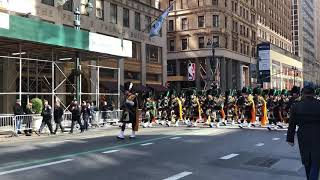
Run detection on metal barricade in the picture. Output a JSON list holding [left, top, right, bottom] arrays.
[[15, 115, 33, 133], [0, 115, 16, 134], [61, 112, 72, 128]]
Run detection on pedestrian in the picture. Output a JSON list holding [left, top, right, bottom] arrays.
[[70, 100, 84, 134], [24, 102, 34, 136], [53, 101, 65, 134], [81, 101, 90, 131], [13, 99, 24, 134], [101, 100, 113, 125], [287, 86, 320, 180], [37, 100, 54, 135]]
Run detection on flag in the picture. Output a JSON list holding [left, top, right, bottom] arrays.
[[149, 1, 174, 37]]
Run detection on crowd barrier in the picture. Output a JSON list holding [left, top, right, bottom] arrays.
[[0, 110, 123, 135]]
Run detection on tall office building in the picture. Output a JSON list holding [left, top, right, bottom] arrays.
[[292, 0, 320, 86]]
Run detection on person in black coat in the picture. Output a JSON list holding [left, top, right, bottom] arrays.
[[81, 101, 90, 131], [287, 86, 320, 180], [53, 102, 65, 134], [70, 100, 84, 133], [37, 100, 54, 135], [13, 99, 24, 134]]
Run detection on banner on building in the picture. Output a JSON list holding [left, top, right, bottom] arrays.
[[0, 12, 9, 30], [188, 63, 196, 81]]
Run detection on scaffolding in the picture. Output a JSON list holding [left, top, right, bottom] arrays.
[[0, 40, 121, 114]]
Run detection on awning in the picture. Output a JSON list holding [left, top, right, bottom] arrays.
[[147, 84, 167, 92], [132, 84, 150, 93]]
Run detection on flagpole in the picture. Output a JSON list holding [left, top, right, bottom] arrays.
[[142, 0, 176, 33]]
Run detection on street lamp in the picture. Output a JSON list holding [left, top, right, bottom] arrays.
[[206, 38, 219, 90], [73, 0, 93, 101]]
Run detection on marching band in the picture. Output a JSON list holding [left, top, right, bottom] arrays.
[[117, 82, 320, 139]]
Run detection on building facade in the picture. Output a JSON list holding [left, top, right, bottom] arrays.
[[256, 0, 302, 88], [164, 0, 257, 92], [0, 0, 167, 113], [292, 0, 320, 86]]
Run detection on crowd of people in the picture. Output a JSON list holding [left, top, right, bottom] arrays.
[[13, 99, 114, 136]]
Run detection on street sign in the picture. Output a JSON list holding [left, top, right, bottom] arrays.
[[188, 63, 196, 81]]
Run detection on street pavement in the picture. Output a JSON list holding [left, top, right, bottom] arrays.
[[0, 125, 305, 180]]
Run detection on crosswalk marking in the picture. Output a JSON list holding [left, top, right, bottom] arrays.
[[141, 142, 154, 146], [0, 159, 74, 176], [272, 138, 280, 141], [255, 143, 265, 147], [170, 137, 182, 140], [219, 153, 239, 160], [163, 171, 193, 180], [102, 150, 120, 154]]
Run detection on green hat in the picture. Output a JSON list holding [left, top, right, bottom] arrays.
[[281, 89, 288, 95], [262, 89, 269, 96], [253, 87, 262, 95], [242, 87, 248, 94], [247, 87, 253, 94]]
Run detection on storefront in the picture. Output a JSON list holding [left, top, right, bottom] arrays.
[[258, 43, 303, 90], [0, 12, 132, 113]]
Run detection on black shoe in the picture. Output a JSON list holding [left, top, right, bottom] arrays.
[[80, 129, 84, 133], [35, 131, 41, 136], [25, 133, 32, 136], [267, 127, 272, 131], [69, 131, 73, 134], [117, 136, 125, 140]]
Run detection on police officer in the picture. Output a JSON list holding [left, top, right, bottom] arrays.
[[70, 100, 84, 134], [37, 100, 54, 135], [53, 101, 65, 134]]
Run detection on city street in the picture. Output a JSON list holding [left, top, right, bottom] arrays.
[[0, 126, 305, 180]]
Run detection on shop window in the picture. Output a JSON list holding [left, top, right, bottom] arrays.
[[146, 45, 161, 63]]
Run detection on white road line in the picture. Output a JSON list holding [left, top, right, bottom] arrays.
[[0, 159, 74, 176], [219, 153, 239, 160], [39, 140, 72, 145], [141, 142, 154, 146], [102, 150, 120, 154], [284, 134, 287, 136], [163, 171, 193, 180], [170, 137, 182, 140], [255, 143, 265, 147], [272, 138, 280, 141]]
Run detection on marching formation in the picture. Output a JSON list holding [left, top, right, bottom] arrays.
[[118, 82, 320, 139]]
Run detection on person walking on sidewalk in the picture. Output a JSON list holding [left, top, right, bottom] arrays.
[[287, 86, 320, 180], [70, 100, 84, 134], [53, 102, 65, 134], [37, 100, 54, 135], [81, 101, 90, 131], [13, 99, 24, 135]]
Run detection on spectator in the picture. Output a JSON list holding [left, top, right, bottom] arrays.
[[37, 100, 54, 135], [13, 99, 24, 134], [24, 102, 34, 136], [70, 100, 84, 134], [287, 86, 320, 180], [81, 101, 90, 131], [53, 102, 65, 134]]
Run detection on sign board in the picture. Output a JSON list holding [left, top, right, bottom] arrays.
[[258, 50, 270, 71], [0, 12, 9, 30], [188, 63, 196, 81], [89, 33, 132, 58]]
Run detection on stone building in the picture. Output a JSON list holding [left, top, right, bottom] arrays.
[[164, 0, 258, 92]]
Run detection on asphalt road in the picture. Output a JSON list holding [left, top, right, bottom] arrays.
[[0, 126, 305, 180]]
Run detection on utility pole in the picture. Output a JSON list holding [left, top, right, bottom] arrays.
[[74, 8, 81, 101]]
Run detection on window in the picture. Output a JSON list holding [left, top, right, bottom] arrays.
[[169, 40, 175, 51], [198, 37, 205, 49], [41, 0, 54, 6], [135, 12, 141, 31], [123, 8, 130, 27], [212, 0, 218, 5], [132, 42, 141, 60], [181, 18, 188, 30], [146, 45, 161, 63], [213, 15, 219, 27], [198, 16, 205, 28], [168, 20, 174, 32], [96, 0, 104, 19], [181, 0, 184, 9], [81, 0, 90, 15], [182, 39, 188, 50], [232, 39, 238, 51], [110, 3, 117, 24], [213, 36, 219, 47], [198, 0, 204, 6], [145, 16, 151, 33], [62, 0, 73, 11]]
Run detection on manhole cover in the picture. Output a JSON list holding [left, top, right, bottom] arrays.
[[245, 157, 280, 168]]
